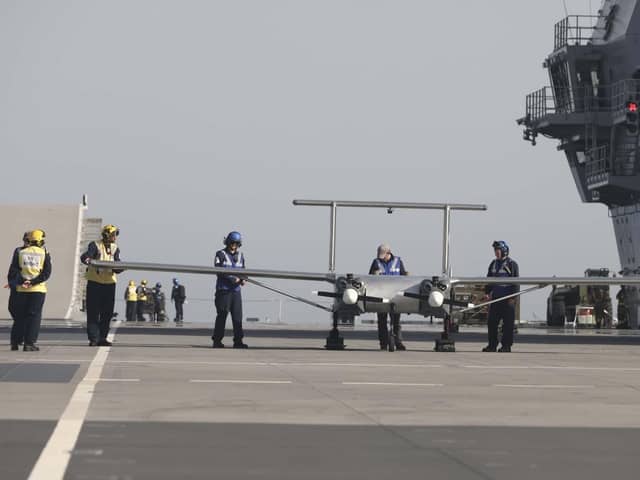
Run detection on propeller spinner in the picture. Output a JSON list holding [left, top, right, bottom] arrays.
[[342, 288, 360, 305]]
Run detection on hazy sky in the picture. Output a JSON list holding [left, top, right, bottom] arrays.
[[0, 0, 618, 324]]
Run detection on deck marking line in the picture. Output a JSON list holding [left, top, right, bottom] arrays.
[[90, 378, 140, 382], [465, 365, 640, 371], [342, 382, 444, 387], [28, 325, 119, 480], [189, 379, 292, 384], [493, 384, 595, 389]]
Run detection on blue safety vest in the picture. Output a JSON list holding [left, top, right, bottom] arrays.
[[488, 258, 517, 299], [376, 257, 402, 276], [215, 249, 245, 291]]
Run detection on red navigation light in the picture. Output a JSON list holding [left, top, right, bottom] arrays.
[[627, 102, 638, 112]]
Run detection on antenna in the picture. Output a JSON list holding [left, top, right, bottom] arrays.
[[292, 199, 487, 275], [563, 0, 569, 16]]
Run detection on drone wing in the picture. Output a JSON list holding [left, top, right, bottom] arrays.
[[91, 260, 335, 283], [451, 276, 640, 286]]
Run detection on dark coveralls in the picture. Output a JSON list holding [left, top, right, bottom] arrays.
[[125, 285, 137, 322], [8, 284, 18, 337], [8, 246, 52, 347], [81, 241, 122, 343], [212, 249, 245, 345], [7, 247, 21, 344], [171, 284, 186, 321], [369, 255, 407, 348], [485, 257, 519, 349], [136, 285, 148, 321], [152, 288, 166, 322]]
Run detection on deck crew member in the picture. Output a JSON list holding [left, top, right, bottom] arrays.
[[125, 280, 138, 322], [483, 240, 519, 353], [81, 224, 122, 346], [369, 243, 408, 351], [152, 282, 166, 322], [8, 230, 51, 351], [212, 231, 248, 348], [617, 283, 630, 329], [171, 278, 186, 323], [5, 232, 29, 349], [136, 280, 149, 321]]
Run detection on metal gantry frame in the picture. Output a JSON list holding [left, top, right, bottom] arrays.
[[292, 200, 487, 275]]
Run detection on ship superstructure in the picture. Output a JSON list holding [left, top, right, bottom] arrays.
[[519, 0, 640, 327]]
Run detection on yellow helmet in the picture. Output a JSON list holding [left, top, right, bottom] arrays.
[[129, 280, 135, 286], [27, 229, 46, 247], [141, 279, 147, 285], [102, 224, 119, 241]]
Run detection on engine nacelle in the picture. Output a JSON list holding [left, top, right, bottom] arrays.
[[418, 277, 448, 316], [335, 275, 366, 314]]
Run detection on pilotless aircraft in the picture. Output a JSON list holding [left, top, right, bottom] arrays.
[[93, 200, 640, 351]]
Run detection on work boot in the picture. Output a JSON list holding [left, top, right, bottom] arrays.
[[233, 342, 249, 349], [89, 341, 98, 346], [23, 344, 40, 352], [212, 341, 225, 348], [11, 344, 19, 351], [395, 343, 407, 351], [380, 343, 388, 351], [498, 346, 511, 353], [97, 339, 113, 347], [482, 345, 497, 352]]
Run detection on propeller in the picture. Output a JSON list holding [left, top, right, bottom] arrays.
[[314, 275, 388, 306], [314, 289, 389, 305], [402, 291, 470, 308], [401, 276, 470, 309]]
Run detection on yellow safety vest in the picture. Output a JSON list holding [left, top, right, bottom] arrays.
[[137, 286, 147, 301], [126, 285, 138, 301], [16, 246, 47, 293], [86, 241, 118, 284]]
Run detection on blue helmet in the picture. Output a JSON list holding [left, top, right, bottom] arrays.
[[224, 231, 242, 246], [492, 240, 509, 256], [173, 278, 179, 286]]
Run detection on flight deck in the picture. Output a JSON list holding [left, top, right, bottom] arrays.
[[2, 322, 640, 479]]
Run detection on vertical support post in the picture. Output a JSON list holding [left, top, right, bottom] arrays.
[[329, 201, 337, 272], [442, 205, 451, 275]]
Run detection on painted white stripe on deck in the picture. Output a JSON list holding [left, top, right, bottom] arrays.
[[28, 325, 119, 480], [189, 379, 292, 384], [91, 378, 140, 382], [4, 357, 640, 373], [465, 365, 640, 372], [6, 358, 442, 369], [342, 382, 444, 387], [493, 384, 595, 389], [269, 362, 442, 368]]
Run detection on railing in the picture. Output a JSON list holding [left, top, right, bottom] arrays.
[[585, 145, 609, 177], [525, 87, 556, 122], [614, 143, 638, 176], [584, 143, 638, 179], [525, 79, 640, 123], [610, 204, 640, 218], [554, 15, 600, 51], [611, 80, 640, 116]]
